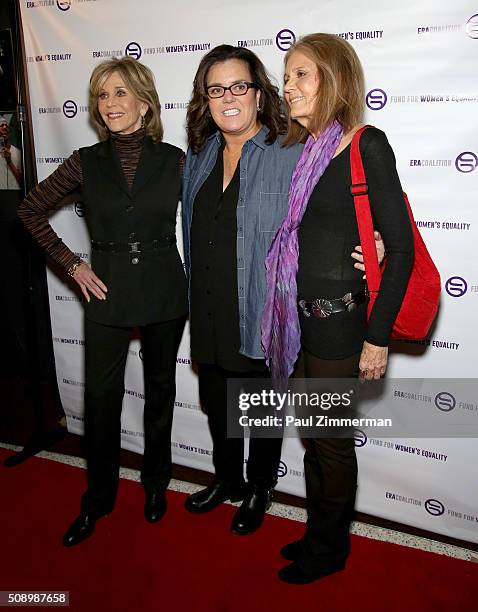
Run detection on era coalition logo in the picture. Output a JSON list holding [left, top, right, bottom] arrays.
[[277, 460, 288, 478], [74, 201, 84, 217], [434, 392, 456, 412], [455, 152, 478, 173], [354, 429, 368, 447], [63, 100, 77, 118], [466, 14, 478, 38], [425, 498, 445, 516], [57, 0, 98, 10], [276, 29, 296, 51], [366, 88, 387, 110], [445, 276, 467, 297], [125, 42, 142, 59]]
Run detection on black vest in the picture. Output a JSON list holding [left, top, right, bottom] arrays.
[[79, 137, 187, 326]]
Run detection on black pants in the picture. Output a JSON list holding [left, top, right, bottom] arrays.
[[197, 363, 282, 489], [81, 316, 185, 515], [299, 350, 360, 570]]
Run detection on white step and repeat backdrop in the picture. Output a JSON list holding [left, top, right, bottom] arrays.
[[20, 0, 477, 543]]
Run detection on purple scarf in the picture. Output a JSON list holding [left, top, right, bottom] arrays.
[[261, 120, 343, 381]]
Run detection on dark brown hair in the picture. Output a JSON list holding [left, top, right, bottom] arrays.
[[89, 56, 163, 142], [284, 33, 364, 145], [186, 45, 286, 153]]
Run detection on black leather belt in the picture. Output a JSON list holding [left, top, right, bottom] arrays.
[[299, 290, 367, 319], [91, 235, 176, 253]]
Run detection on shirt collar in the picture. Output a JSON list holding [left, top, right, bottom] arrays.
[[210, 124, 269, 150]]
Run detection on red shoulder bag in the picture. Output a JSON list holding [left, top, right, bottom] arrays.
[[350, 126, 441, 340]]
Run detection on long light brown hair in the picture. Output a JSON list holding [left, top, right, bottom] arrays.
[[284, 33, 364, 144], [89, 56, 163, 142]]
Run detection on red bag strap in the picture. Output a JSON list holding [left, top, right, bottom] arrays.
[[350, 125, 381, 294]]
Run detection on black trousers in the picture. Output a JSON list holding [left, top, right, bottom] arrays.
[[299, 350, 360, 570], [197, 363, 282, 489], [81, 316, 185, 515]]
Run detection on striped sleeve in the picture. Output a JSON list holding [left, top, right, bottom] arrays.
[[18, 150, 83, 272]]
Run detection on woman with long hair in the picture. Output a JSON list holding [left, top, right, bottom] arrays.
[[263, 33, 414, 583]]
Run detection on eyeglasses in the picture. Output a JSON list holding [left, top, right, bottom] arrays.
[[206, 81, 259, 99]]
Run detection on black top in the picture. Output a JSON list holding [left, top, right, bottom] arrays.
[[190, 145, 265, 372], [79, 136, 188, 327], [297, 127, 414, 359]]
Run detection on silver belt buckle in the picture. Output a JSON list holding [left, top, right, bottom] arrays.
[[298, 300, 311, 317], [129, 241, 141, 253], [342, 292, 357, 312], [312, 298, 333, 318]]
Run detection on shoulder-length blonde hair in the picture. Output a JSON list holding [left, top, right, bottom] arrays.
[[89, 56, 163, 142], [283, 33, 364, 145]]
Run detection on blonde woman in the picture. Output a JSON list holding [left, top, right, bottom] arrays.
[[19, 57, 187, 546]]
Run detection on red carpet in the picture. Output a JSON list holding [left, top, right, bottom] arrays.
[[0, 446, 476, 612]]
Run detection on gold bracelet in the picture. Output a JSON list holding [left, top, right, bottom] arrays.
[[67, 260, 82, 278]]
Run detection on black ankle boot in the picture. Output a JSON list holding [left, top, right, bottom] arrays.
[[280, 540, 303, 561], [184, 480, 246, 514], [230, 484, 273, 535], [278, 559, 345, 584], [144, 491, 167, 523], [62, 509, 109, 547]]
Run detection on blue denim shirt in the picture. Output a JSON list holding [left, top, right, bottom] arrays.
[[182, 126, 302, 359]]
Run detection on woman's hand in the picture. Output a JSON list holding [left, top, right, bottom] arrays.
[[73, 262, 107, 302], [352, 230, 385, 278], [359, 340, 388, 380]]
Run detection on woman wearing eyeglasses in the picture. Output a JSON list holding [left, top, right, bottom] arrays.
[[181, 45, 382, 536]]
